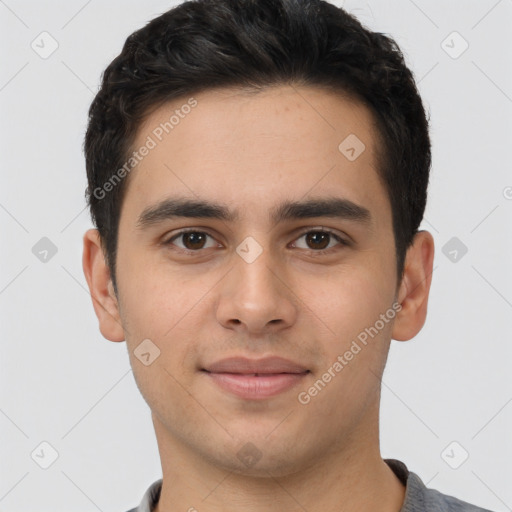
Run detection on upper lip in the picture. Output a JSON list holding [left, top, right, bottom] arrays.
[[202, 356, 309, 374]]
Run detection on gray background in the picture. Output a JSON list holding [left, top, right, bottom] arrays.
[[1, 0, 511, 511]]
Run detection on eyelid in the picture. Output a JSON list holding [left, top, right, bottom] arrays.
[[163, 226, 350, 252], [164, 227, 221, 250], [290, 227, 350, 250]]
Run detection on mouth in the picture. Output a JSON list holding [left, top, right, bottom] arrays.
[[201, 371, 310, 400], [201, 356, 310, 400]]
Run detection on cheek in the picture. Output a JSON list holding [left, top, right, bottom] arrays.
[[296, 270, 394, 424], [117, 252, 196, 336], [118, 273, 199, 417], [301, 262, 395, 341], [117, 259, 218, 378]]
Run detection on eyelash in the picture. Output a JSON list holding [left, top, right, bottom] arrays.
[[163, 228, 349, 255]]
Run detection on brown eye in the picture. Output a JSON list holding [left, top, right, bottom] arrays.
[[166, 231, 217, 251], [292, 229, 347, 252], [181, 232, 207, 250], [305, 231, 331, 250]]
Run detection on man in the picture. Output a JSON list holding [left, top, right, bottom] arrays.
[[82, 0, 493, 510]]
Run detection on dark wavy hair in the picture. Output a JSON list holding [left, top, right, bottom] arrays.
[[84, 0, 431, 295]]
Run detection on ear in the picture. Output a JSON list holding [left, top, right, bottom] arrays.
[[82, 228, 125, 342], [392, 230, 435, 341]]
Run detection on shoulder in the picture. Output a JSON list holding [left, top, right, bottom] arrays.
[[123, 478, 163, 512], [405, 470, 495, 511], [384, 459, 495, 512]]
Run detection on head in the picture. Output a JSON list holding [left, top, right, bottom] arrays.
[[85, 0, 431, 294], [83, 0, 434, 478]]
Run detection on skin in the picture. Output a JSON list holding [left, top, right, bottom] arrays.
[[83, 85, 434, 512]]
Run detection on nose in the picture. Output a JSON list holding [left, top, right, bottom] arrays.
[[215, 245, 298, 335]]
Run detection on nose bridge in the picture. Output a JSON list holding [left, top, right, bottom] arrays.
[[216, 236, 297, 332], [237, 246, 278, 296], [233, 238, 282, 305]]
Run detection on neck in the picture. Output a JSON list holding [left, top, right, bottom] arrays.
[[152, 406, 405, 512]]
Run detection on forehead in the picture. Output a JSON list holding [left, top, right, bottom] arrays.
[[121, 85, 389, 226]]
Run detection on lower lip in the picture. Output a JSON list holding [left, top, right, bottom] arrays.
[[203, 371, 309, 400]]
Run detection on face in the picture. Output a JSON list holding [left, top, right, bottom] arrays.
[[92, 85, 412, 476]]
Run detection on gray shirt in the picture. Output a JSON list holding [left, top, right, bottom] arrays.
[[126, 458, 494, 512]]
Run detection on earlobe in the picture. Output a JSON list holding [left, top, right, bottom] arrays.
[[392, 230, 435, 342], [82, 228, 125, 342]]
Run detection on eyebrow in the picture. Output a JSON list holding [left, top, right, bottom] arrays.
[[136, 196, 372, 229]]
